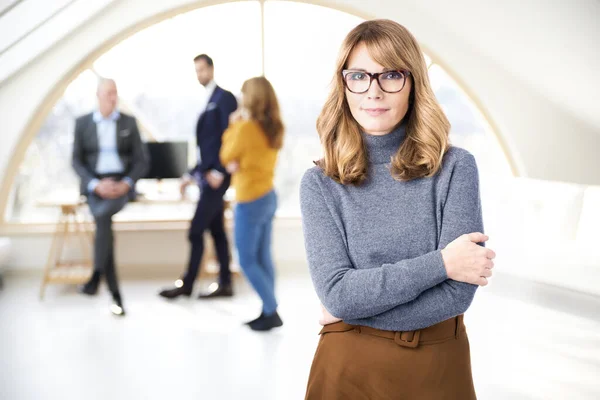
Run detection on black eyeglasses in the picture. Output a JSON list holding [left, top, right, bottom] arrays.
[[342, 70, 411, 94]]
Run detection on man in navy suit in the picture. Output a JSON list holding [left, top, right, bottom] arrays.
[[159, 54, 238, 299]]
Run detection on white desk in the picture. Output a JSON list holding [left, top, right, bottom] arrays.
[[36, 189, 237, 299]]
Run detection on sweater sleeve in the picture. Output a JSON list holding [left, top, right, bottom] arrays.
[[344, 153, 484, 330], [220, 121, 246, 166], [300, 168, 448, 321]]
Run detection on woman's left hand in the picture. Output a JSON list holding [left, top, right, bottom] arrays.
[[229, 109, 244, 124], [319, 304, 342, 326], [226, 162, 239, 174]]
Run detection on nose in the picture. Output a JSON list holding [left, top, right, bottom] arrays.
[[366, 77, 383, 99]]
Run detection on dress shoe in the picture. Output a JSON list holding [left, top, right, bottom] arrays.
[[249, 311, 283, 331], [158, 285, 193, 299], [79, 272, 100, 295], [197, 282, 233, 299], [110, 294, 126, 317]]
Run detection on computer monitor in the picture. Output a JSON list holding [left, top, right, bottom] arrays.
[[145, 141, 189, 180]]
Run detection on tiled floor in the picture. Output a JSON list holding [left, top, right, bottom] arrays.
[[1, 270, 599, 400]]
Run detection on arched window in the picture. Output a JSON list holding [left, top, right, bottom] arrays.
[[7, 1, 512, 222]]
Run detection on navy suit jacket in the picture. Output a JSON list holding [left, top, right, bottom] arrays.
[[191, 86, 238, 187]]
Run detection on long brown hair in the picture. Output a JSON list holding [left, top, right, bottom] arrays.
[[317, 19, 450, 185], [241, 76, 284, 149]]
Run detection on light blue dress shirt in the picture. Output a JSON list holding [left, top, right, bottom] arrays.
[[87, 110, 133, 193]]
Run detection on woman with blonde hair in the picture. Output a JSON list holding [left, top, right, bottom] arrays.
[[300, 19, 495, 398], [220, 76, 284, 331]]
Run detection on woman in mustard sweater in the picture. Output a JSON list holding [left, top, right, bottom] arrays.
[[220, 76, 284, 331]]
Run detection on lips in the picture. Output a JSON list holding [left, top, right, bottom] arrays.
[[362, 108, 389, 116]]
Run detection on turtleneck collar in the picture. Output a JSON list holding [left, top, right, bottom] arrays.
[[362, 121, 407, 164]]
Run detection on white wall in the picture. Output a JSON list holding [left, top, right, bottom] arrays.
[[1, 219, 308, 277]]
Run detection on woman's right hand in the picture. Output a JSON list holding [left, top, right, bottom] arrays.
[[319, 304, 342, 326], [441, 232, 496, 286]]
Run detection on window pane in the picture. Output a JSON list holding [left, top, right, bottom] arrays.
[[8, 3, 263, 222], [264, 1, 363, 216], [428, 64, 512, 179], [93, 2, 262, 143], [9, 69, 97, 222], [8, 2, 512, 223]]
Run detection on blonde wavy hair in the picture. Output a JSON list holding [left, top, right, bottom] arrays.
[[317, 19, 450, 184], [241, 76, 284, 149]]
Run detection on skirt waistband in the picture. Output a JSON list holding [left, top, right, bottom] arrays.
[[319, 315, 465, 349]]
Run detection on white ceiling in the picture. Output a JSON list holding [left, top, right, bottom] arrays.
[[410, 0, 600, 130]]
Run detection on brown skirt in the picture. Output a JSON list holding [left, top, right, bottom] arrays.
[[305, 315, 476, 400]]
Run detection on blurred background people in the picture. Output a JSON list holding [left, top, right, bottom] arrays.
[[220, 76, 285, 331], [72, 78, 149, 316], [1, 3, 598, 399], [159, 54, 238, 299]]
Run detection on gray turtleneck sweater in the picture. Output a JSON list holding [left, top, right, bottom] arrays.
[[299, 124, 484, 331]]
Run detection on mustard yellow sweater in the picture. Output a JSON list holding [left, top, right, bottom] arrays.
[[220, 120, 280, 203]]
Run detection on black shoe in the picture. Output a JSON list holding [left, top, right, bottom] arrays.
[[158, 285, 193, 299], [79, 272, 100, 296], [244, 312, 265, 326], [198, 283, 233, 299], [249, 311, 283, 331], [110, 294, 126, 317]]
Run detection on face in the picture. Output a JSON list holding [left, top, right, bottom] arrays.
[[344, 42, 411, 136], [195, 59, 214, 87], [97, 80, 118, 116]]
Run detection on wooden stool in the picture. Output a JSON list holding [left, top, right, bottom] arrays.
[[39, 200, 93, 300]]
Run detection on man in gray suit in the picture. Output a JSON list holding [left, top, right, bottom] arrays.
[[72, 78, 148, 316]]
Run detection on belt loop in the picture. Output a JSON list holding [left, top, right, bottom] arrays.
[[455, 315, 464, 339], [394, 330, 420, 348]]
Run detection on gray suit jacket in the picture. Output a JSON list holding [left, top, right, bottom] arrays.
[[72, 111, 149, 196]]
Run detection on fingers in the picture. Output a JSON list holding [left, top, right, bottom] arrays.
[[319, 304, 342, 326], [465, 232, 489, 244], [479, 257, 494, 270], [475, 276, 488, 286], [481, 268, 493, 278]]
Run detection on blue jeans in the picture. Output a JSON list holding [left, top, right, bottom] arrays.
[[234, 190, 278, 315]]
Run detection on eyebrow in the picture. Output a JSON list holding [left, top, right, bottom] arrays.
[[344, 68, 396, 72]]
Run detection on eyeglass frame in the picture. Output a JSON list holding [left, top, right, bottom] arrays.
[[341, 69, 412, 94]]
